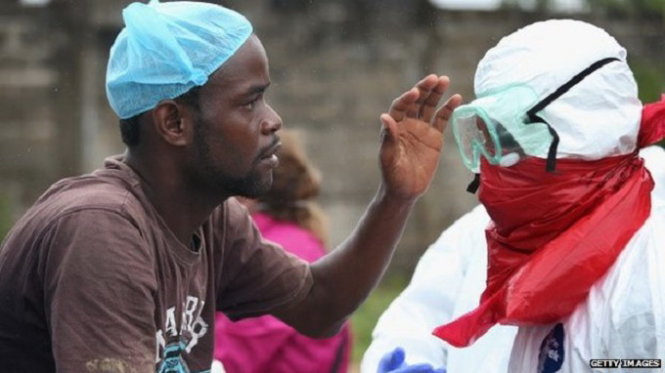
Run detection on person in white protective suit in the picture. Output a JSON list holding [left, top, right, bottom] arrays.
[[362, 19, 665, 373]]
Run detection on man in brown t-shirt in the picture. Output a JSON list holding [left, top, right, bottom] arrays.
[[0, 2, 461, 372]]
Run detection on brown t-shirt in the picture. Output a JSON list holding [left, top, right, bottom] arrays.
[[0, 156, 313, 372]]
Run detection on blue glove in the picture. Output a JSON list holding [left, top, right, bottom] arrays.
[[377, 347, 446, 373]]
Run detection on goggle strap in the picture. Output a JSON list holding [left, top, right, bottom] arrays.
[[530, 113, 561, 173], [546, 124, 560, 172], [466, 173, 481, 194], [525, 57, 618, 173], [526, 57, 620, 118]]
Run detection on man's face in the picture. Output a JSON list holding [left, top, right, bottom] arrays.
[[188, 34, 282, 198], [476, 117, 496, 156], [475, 117, 526, 165]]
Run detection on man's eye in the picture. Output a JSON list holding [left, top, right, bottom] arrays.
[[243, 96, 261, 110]]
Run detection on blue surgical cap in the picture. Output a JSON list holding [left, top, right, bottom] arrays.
[[106, 0, 253, 119]]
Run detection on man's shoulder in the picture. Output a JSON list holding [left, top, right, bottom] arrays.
[[211, 197, 251, 228], [19, 169, 149, 237], [1, 170, 152, 263], [44, 173, 139, 216]]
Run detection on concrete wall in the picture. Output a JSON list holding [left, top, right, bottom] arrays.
[[1, 0, 663, 273], [0, 3, 64, 216]]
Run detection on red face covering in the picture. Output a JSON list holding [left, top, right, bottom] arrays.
[[433, 154, 653, 347], [639, 95, 665, 146]]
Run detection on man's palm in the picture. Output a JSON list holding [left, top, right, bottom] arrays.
[[379, 75, 462, 200]]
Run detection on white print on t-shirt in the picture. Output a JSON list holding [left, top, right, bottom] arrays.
[[155, 295, 209, 364]]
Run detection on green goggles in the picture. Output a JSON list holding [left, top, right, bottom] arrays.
[[451, 84, 554, 173], [453, 57, 621, 176]]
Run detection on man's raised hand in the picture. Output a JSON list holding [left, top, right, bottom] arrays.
[[379, 74, 462, 200]]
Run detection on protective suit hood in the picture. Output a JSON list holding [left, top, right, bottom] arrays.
[[474, 19, 641, 160]]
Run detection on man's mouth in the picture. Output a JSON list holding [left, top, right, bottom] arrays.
[[259, 140, 281, 167]]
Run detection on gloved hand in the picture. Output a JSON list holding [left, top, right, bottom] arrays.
[[377, 347, 446, 373]]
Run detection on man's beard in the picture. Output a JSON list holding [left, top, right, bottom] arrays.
[[218, 170, 272, 199], [192, 119, 273, 199]]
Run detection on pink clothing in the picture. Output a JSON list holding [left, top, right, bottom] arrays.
[[215, 212, 351, 373]]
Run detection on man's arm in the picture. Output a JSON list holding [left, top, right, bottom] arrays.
[[42, 210, 157, 372], [361, 204, 520, 373], [271, 74, 462, 337], [360, 205, 489, 371]]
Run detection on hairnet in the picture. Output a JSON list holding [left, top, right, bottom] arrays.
[[474, 19, 641, 160], [106, 0, 253, 119]]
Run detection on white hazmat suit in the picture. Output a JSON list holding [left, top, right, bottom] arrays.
[[362, 19, 665, 373]]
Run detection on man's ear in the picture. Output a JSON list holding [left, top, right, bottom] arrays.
[[150, 100, 195, 146]]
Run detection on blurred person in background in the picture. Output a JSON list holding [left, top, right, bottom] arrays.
[[213, 129, 352, 373], [0, 1, 462, 372], [362, 19, 665, 373]]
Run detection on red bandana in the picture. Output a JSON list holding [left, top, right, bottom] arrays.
[[433, 97, 665, 347], [639, 94, 665, 147]]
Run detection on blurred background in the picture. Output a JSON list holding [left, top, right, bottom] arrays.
[[1, 0, 663, 369]]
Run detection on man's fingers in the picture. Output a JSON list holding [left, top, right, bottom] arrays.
[[388, 88, 419, 122], [419, 76, 451, 123], [433, 94, 463, 132], [410, 74, 439, 118], [388, 75, 454, 125], [380, 113, 399, 142]]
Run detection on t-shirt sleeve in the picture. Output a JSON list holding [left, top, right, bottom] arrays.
[[214, 199, 313, 320], [40, 209, 157, 372]]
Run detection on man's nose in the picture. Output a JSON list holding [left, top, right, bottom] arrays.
[[262, 104, 282, 134]]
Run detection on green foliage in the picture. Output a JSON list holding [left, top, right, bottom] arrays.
[[632, 59, 665, 103], [0, 195, 13, 241], [350, 274, 409, 367], [500, 0, 665, 16], [588, 0, 664, 16]]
